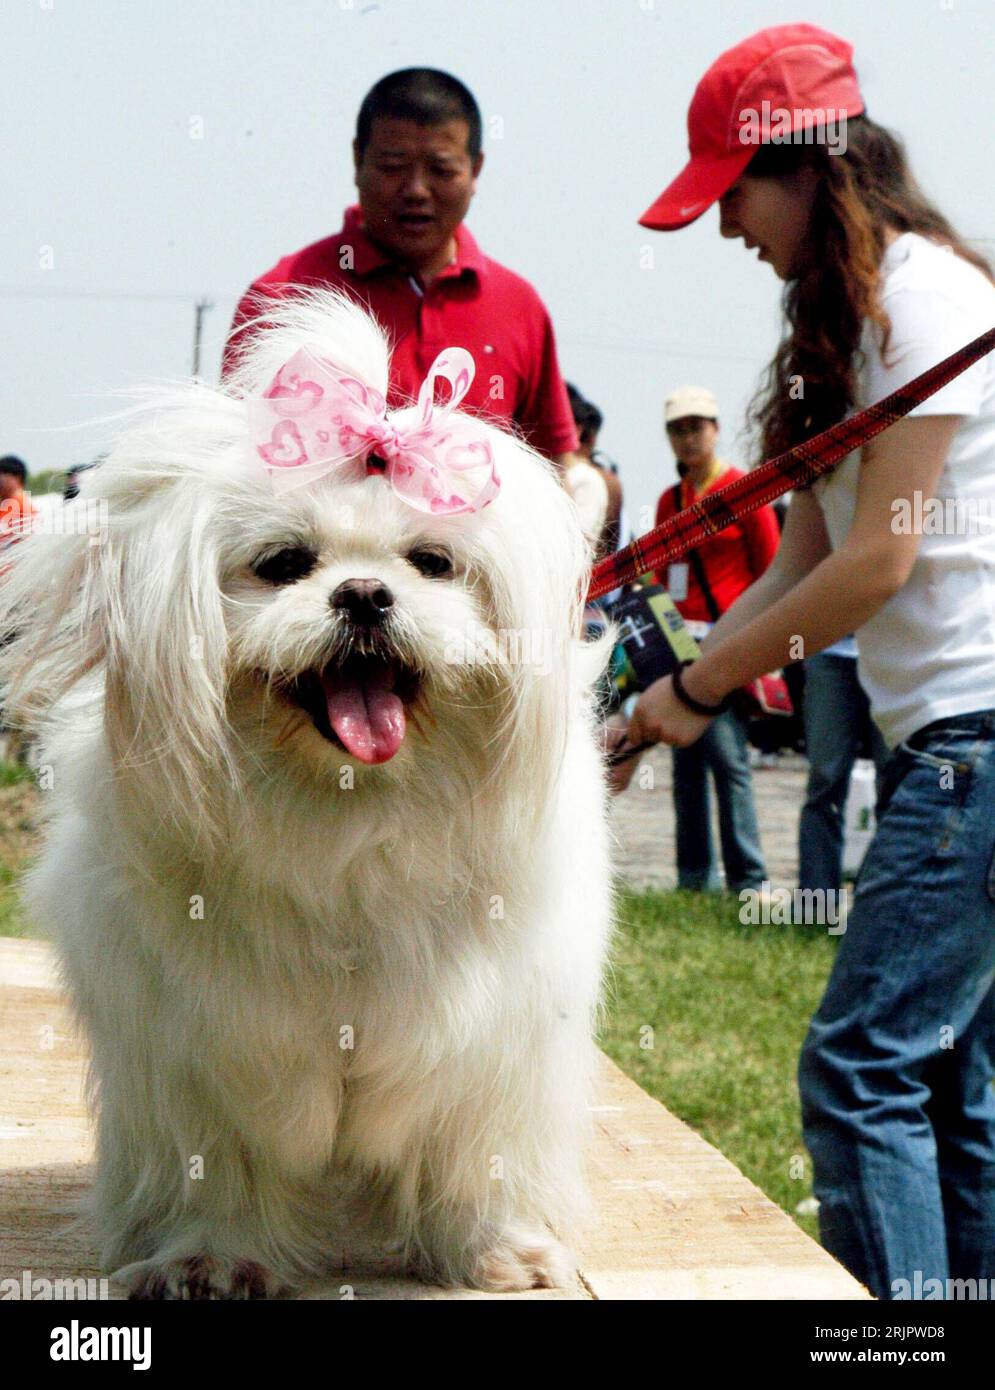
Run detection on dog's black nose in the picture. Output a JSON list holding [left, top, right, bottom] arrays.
[[330, 579, 395, 627]]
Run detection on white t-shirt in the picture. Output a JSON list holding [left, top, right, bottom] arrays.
[[812, 232, 995, 748]]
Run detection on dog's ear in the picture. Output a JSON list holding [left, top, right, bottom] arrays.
[[466, 433, 603, 817], [0, 427, 237, 847], [100, 475, 234, 844], [0, 507, 109, 729]]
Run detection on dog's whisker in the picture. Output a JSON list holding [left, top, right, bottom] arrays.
[[272, 711, 308, 749]]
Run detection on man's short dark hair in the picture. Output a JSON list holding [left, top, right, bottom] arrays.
[[0, 455, 27, 483], [355, 69, 483, 160], [566, 384, 603, 447]]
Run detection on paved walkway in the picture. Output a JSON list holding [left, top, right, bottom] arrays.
[[610, 748, 808, 893]]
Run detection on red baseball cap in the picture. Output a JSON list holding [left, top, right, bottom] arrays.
[[639, 23, 864, 231]]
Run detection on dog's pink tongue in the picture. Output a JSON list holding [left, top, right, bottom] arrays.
[[322, 664, 406, 764]]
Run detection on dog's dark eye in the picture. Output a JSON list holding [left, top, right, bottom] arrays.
[[407, 547, 453, 579], [252, 546, 318, 585]]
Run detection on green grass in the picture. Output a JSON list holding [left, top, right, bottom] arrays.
[[0, 759, 35, 787], [599, 887, 840, 1240], [0, 862, 31, 937], [0, 756, 39, 936]]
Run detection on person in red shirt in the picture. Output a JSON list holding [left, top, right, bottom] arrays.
[[654, 387, 779, 893], [655, 390, 780, 617], [0, 455, 39, 762], [0, 455, 38, 562], [222, 68, 579, 466]]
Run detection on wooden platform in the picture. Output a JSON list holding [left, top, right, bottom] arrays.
[[0, 938, 868, 1300]]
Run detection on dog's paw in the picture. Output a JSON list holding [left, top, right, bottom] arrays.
[[472, 1228, 576, 1292], [117, 1255, 281, 1300]]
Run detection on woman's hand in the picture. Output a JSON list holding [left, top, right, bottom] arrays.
[[603, 716, 641, 795], [603, 677, 716, 797], [630, 674, 716, 749]]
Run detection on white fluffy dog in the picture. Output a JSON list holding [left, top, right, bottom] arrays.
[[1, 293, 613, 1298]]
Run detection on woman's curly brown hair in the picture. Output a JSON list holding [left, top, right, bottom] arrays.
[[747, 115, 993, 463]]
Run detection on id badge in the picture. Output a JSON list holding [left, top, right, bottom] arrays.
[[667, 562, 689, 602]]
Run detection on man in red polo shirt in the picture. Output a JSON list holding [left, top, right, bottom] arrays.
[[223, 68, 578, 466]]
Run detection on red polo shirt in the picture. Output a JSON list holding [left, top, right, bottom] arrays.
[[654, 467, 780, 621], [222, 206, 578, 460]]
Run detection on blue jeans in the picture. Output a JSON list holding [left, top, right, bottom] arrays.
[[671, 708, 766, 892], [799, 653, 889, 893], [799, 711, 995, 1299]]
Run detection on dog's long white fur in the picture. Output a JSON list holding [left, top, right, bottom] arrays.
[[0, 291, 613, 1295]]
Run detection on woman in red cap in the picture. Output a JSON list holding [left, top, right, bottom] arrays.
[[622, 23, 995, 1300]]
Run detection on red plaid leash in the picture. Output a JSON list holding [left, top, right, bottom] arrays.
[[588, 325, 995, 602]]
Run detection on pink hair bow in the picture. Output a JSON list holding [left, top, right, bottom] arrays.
[[250, 345, 499, 514]]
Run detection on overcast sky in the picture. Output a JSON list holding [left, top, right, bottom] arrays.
[[4, 0, 994, 526]]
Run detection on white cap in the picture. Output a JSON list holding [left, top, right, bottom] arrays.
[[664, 386, 719, 425]]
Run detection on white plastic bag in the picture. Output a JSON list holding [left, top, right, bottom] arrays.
[[842, 758, 877, 879]]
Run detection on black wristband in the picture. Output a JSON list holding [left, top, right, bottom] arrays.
[[671, 661, 733, 717]]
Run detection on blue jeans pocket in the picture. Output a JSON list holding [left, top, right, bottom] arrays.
[[900, 745, 967, 789], [893, 738, 978, 854]]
